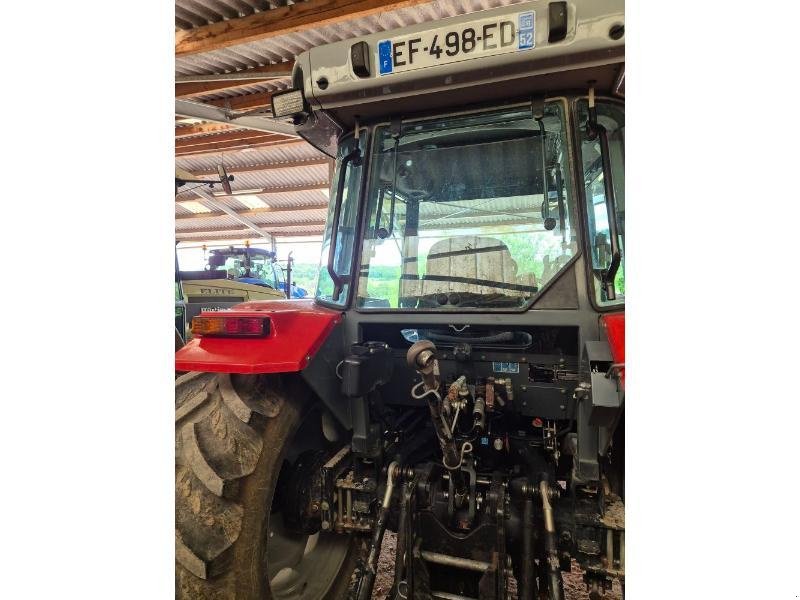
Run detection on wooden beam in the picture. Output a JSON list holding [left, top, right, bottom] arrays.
[[175, 137, 301, 158], [187, 158, 331, 176], [175, 62, 294, 98], [176, 129, 286, 149], [176, 135, 284, 153], [175, 0, 430, 57], [176, 202, 329, 221], [205, 91, 272, 112], [176, 79, 274, 99], [175, 123, 237, 137], [176, 62, 295, 83]]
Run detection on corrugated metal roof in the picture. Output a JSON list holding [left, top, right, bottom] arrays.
[[175, 206, 326, 229], [188, 80, 291, 102], [175, 165, 330, 202], [175, 142, 326, 173], [176, 0, 296, 31], [175, 214, 243, 231], [213, 164, 329, 187], [226, 189, 328, 209], [176, 225, 325, 240]]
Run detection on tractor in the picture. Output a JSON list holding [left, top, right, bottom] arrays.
[[175, 2, 625, 599], [179, 246, 307, 302]]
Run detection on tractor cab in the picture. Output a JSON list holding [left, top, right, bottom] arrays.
[[206, 246, 286, 290], [176, 3, 626, 599]]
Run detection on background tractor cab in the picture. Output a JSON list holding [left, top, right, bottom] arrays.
[[205, 246, 307, 299], [176, 2, 625, 599]]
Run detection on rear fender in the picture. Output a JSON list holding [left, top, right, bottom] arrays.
[[600, 312, 624, 389], [175, 299, 343, 374]]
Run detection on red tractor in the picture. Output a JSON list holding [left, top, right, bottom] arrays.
[[176, 2, 625, 598]]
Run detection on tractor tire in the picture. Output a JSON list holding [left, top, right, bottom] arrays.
[[175, 371, 360, 599]]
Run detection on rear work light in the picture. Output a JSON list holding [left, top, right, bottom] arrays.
[[271, 89, 307, 119], [191, 316, 270, 338]]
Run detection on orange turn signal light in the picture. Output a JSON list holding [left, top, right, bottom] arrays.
[[191, 316, 269, 337]]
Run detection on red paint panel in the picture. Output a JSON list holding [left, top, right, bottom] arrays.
[[600, 312, 625, 387], [175, 299, 342, 374]]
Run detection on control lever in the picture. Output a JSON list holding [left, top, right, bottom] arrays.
[[407, 341, 468, 508]]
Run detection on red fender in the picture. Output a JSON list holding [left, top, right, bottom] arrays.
[[175, 299, 342, 374], [600, 312, 625, 389]]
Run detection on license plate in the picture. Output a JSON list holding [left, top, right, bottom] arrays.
[[377, 10, 535, 76]]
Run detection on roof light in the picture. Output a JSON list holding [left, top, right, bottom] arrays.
[[191, 316, 270, 337], [237, 195, 269, 209], [178, 200, 212, 214]]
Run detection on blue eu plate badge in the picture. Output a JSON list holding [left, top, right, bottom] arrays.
[[518, 11, 535, 50], [378, 40, 393, 75]]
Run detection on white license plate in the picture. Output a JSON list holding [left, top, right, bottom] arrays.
[[377, 10, 535, 76]]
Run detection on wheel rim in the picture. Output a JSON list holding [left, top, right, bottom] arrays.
[[265, 410, 350, 600]]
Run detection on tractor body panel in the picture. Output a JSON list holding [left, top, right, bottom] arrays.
[[175, 299, 342, 373], [601, 311, 625, 388]]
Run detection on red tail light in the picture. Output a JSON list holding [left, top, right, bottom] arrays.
[[192, 316, 270, 337]]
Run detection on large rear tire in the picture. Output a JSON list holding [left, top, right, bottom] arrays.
[[175, 371, 360, 599]]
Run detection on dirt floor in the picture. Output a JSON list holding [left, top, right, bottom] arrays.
[[370, 532, 622, 600]]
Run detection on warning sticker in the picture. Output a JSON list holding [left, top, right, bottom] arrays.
[[492, 362, 520, 374]]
